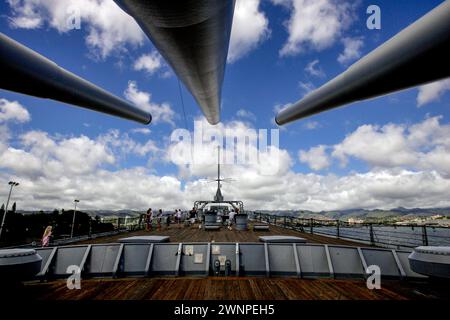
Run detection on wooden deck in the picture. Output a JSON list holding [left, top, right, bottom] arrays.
[[19, 277, 444, 300], [22, 223, 446, 301], [75, 223, 363, 246]]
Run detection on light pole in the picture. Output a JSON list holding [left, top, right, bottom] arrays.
[[70, 199, 80, 238], [0, 181, 19, 240]]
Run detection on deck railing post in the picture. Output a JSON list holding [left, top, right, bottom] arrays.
[[336, 220, 340, 238], [310, 218, 314, 234], [422, 225, 429, 246], [369, 223, 375, 246], [284, 216, 287, 228]]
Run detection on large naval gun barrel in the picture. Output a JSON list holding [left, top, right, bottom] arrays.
[[114, 0, 235, 125], [276, 0, 450, 126], [0, 33, 151, 124]]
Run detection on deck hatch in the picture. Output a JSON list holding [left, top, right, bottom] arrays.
[[180, 243, 209, 276], [328, 246, 365, 278], [121, 244, 152, 276], [239, 243, 266, 276], [52, 245, 90, 277], [150, 243, 179, 275], [361, 248, 401, 278], [267, 244, 298, 276], [86, 244, 121, 277], [296, 245, 331, 278]]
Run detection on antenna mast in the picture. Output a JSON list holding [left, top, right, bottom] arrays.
[[214, 145, 224, 202], [217, 145, 221, 190]]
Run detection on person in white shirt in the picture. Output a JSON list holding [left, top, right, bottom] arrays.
[[228, 209, 235, 230], [176, 209, 182, 225]]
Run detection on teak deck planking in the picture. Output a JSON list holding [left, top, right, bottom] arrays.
[[18, 223, 447, 300], [75, 223, 364, 246], [20, 277, 436, 300]]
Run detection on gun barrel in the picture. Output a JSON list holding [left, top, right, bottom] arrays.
[[276, 0, 450, 126], [0, 32, 151, 125], [114, 0, 236, 125]]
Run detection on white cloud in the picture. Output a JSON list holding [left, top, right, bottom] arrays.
[[133, 52, 163, 75], [124, 81, 175, 125], [97, 129, 160, 158], [0, 99, 31, 123], [299, 145, 330, 170], [6, 0, 144, 59], [273, 0, 357, 56], [337, 36, 364, 65], [304, 121, 320, 130], [273, 103, 292, 114], [332, 116, 450, 176], [228, 0, 270, 62], [2, 100, 450, 211], [0, 130, 115, 178], [6, 0, 43, 29], [417, 79, 450, 107], [167, 117, 291, 178], [299, 81, 315, 94], [236, 109, 256, 121], [305, 59, 325, 77], [0, 102, 166, 210], [131, 128, 151, 135], [332, 123, 415, 168]]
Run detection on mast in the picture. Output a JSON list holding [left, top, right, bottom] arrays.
[[217, 145, 220, 191], [214, 145, 224, 202]]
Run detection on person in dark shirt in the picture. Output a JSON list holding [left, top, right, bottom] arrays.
[[189, 207, 197, 225], [157, 209, 162, 231], [166, 211, 171, 228]]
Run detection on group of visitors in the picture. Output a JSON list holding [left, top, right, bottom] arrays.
[[145, 208, 165, 231], [144, 207, 198, 231], [174, 209, 183, 224]]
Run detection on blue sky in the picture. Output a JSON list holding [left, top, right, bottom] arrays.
[[0, 0, 449, 211]]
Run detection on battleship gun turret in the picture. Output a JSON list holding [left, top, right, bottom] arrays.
[[114, 0, 236, 125], [276, 0, 450, 126], [0, 32, 151, 124]]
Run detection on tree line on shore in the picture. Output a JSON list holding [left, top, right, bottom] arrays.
[[0, 206, 115, 246]]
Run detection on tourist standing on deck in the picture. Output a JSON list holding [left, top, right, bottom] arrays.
[[157, 209, 162, 231], [176, 209, 182, 226], [42, 225, 53, 247], [228, 210, 235, 230], [189, 207, 197, 225], [146, 208, 153, 231], [166, 211, 171, 228]]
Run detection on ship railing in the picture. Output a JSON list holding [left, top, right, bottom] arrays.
[[247, 211, 450, 249], [0, 216, 145, 249]]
